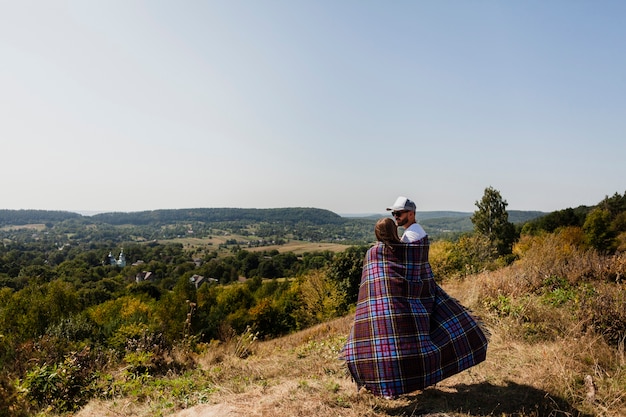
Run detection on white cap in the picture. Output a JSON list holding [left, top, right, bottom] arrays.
[[386, 196, 417, 211]]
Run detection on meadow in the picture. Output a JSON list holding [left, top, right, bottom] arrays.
[[166, 234, 350, 255]]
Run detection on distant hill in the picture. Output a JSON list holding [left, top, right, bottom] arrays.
[[419, 210, 545, 235], [340, 211, 471, 220], [89, 207, 345, 226], [0, 208, 546, 242], [342, 210, 543, 221], [343, 210, 546, 236], [0, 208, 344, 226], [0, 209, 81, 226]]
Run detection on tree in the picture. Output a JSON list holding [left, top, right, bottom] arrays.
[[471, 186, 516, 256], [326, 245, 368, 310], [297, 269, 343, 325], [583, 208, 617, 253]]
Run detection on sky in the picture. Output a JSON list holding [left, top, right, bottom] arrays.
[[2, 1, 625, 215]]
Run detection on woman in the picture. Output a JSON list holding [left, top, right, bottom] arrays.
[[374, 217, 402, 246], [342, 218, 488, 398]]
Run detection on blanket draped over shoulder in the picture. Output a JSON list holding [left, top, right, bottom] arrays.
[[342, 238, 488, 398]]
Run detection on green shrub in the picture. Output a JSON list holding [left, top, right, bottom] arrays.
[[123, 351, 156, 378], [47, 313, 97, 343], [541, 275, 577, 307], [485, 294, 523, 318], [20, 348, 94, 413], [109, 323, 153, 351]]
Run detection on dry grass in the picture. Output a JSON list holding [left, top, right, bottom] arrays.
[[165, 235, 350, 255], [0, 223, 47, 231], [244, 241, 350, 255]]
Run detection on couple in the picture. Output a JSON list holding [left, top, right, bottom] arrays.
[[342, 196, 489, 398], [379, 196, 427, 244]]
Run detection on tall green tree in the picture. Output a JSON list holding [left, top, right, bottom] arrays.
[[471, 186, 517, 256], [583, 208, 617, 253], [326, 245, 368, 310]]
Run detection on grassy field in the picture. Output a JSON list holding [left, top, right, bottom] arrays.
[[0, 223, 47, 231], [165, 235, 353, 255]]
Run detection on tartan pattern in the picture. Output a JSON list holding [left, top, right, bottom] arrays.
[[342, 238, 488, 398]]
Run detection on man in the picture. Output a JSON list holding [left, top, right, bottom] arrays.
[[386, 196, 427, 243]]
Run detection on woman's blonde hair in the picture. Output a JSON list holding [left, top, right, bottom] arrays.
[[375, 217, 401, 245]]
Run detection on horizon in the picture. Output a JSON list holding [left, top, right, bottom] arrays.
[[2, 2, 625, 215], [2, 205, 552, 218]]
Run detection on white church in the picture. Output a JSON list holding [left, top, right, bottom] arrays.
[[106, 248, 126, 268]]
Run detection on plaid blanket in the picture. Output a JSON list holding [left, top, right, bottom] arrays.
[[342, 238, 488, 398]]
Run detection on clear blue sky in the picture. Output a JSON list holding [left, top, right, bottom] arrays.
[[2, 1, 625, 215]]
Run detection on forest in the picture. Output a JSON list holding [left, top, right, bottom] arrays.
[[0, 190, 625, 416]]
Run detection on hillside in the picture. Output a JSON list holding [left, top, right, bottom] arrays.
[[72, 275, 623, 417], [89, 207, 345, 226], [0, 207, 546, 244]]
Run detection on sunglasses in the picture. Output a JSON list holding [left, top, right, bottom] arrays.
[[392, 210, 408, 217]]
